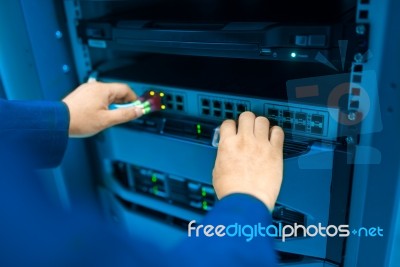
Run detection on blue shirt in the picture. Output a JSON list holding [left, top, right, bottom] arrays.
[[0, 99, 277, 267]]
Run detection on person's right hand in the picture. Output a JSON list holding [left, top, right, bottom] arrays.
[[212, 111, 284, 212], [63, 82, 143, 138]]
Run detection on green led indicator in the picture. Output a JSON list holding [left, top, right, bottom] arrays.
[[151, 174, 157, 183], [202, 201, 208, 210], [153, 186, 158, 195], [290, 52, 297, 58], [196, 124, 202, 135], [201, 189, 206, 197]]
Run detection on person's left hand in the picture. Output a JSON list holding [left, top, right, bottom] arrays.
[[63, 81, 143, 137]]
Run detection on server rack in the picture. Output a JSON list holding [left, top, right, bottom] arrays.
[[0, 0, 398, 266]]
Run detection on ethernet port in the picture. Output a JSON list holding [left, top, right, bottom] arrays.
[[201, 99, 210, 107], [213, 110, 222, 117], [202, 108, 210, 115], [311, 126, 323, 134], [283, 111, 293, 119], [283, 122, 292, 129], [176, 104, 184, 111], [213, 101, 222, 109], [175, 95, 183, 103], [225, 111, 234, 119], [295, 124, 306, 131], [225, 102, 233, 110], [268, 108, 279, 117], [295, 112, 307, 122], [269, 119, 278, 126], [167, 103, 173, 109], [237, 104, 246, 112], [166, 95, 172, 101], [311, 115, 324, 124]]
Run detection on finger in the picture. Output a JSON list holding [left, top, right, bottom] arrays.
[[269, 126, 285, 148], [102, 107, 143, 128], [106, 83, 137, 103], [220, 120, 237, 139], [237, 111, 256, 136], [254, 116, 270, 140]]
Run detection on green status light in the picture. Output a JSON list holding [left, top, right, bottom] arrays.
[[151, 174, 157, 183], [152, 185, 158, 195], [196, 124, 202, 135], [201, 188, 206, 197], [202, 201, 208, 210], [290, 52, 297, 58]]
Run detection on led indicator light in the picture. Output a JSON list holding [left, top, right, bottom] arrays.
[[202, 201, 208, 210], [201, 189, 206, 197], [161, 104, 166, 110], [151, 174, 157, 183], [160, 92, 165, 97], [153, 186, 158, 194], [290, 52, 297, 58], [149, 91, 155, 96]]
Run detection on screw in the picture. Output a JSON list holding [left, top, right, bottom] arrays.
[[62, 64, 70, 73], [55, 30, 63, 39], [348, 112, 357, 121], [346, 136, 354, 145], [354, 53, 364, 63], [356, 25, 366, 35]]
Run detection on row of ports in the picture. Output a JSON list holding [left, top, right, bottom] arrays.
[[201, 98, 247, 112], [163, 93, 185, 112], [270, 121, 323, 134], [200, 98, 249, 119], [201, 108, 237, 119], [267, 108, 324, 124], [266, 109, 325, 135], [165, 103, 184, 111], [165, 94, 184, 103]]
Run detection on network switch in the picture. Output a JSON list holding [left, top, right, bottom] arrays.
[[101, 76, 340, 141]]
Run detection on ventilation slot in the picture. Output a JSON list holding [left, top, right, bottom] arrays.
[[283, 140, 310, 157]]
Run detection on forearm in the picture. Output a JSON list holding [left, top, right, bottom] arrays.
[[0, 99, 69, 168]]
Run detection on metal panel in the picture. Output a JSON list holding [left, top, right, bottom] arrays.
[[345, 0, 400, 266], [92, 126, 342, 259], [0, 0, 96, 210]]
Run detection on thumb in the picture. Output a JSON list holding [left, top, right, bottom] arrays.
[[103, 107, 143, 127]]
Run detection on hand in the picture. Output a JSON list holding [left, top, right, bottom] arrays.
[[62, 81, 143, 137], [212, 111, 284, 212]]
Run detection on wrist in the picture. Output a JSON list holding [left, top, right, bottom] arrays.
[[217, 189, 276, 213]]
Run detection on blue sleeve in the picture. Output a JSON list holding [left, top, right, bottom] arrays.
[[0, 98, 69, 168], [171, 194, 278, 267]]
